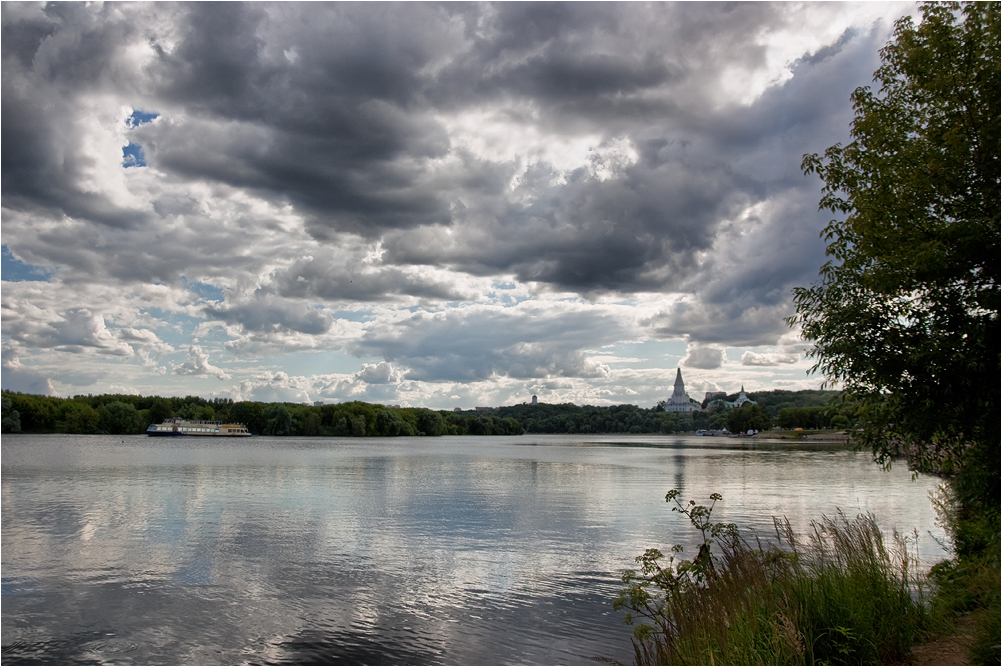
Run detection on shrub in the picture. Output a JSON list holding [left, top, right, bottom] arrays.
[[615, 490, 933, 665]]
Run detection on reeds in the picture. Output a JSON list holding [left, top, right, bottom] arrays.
[[619, 504, 932, 665]]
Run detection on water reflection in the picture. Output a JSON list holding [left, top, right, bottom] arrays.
[[2, 434, 947, 665]]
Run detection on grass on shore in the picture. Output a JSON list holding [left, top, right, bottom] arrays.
[[926, 483, 1001, 665], [616, 493, 939, 665]]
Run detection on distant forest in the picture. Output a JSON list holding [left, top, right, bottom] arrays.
[[1, 389, 847, 437]]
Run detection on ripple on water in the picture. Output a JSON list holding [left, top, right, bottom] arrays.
[[1, 435, 947, 666]]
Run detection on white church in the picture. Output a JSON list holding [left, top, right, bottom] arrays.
[[663, 368, 701, 413], [664, 368, 757, 412]]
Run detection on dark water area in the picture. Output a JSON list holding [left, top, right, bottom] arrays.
[[2, 434, 947, 665]]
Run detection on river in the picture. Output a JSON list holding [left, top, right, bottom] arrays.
[[1, 433, 948, 665]]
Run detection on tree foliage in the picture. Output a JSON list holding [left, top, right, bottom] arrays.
[[793, 3, 999, 529], [725, 403, 772, 434], [1, 389, 846, 438], [2, 397, 21, 433], [98, 401, 146, 435]]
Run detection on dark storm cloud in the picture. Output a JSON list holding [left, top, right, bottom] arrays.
[[4, 2, 845, 248], [271, 254, 471, 303], [381, 13, 888, 298], [431, 2, 772, 117], [1, 0, 908, 377], [134, 2, 458, 237], [1, 3, 155, 228], [384, 139, 749, 292]]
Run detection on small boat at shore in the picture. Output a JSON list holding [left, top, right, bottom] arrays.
[[147, 418, 251, 437]]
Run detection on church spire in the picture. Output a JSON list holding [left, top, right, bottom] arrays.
[[665, 368, 698, 412]]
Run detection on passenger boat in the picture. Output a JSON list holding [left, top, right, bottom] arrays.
[[146, 418, 251, 437]]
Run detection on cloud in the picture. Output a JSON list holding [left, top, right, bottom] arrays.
[[205, 294, 332, 336], [742, 351, 799, 366], [236, 371, 313, 403], [681, 344, 724, 370], [0, 2, 911, 402], [2, 305, 134, 357], [351, 302, 627, 383], [1, 351, 56, 395], [355, 362, 398, 385], [271, 251, 474, 303], [173, 345, 231, 380]]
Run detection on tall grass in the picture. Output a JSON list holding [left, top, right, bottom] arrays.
[[617, 495, 933, 665]]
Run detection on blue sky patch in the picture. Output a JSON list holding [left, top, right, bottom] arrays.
[[122, 142, 146, 168], [124, 110, 158, 167], [126, 109, 159, 128], [258, 349, 383, 377], [1, 245, 53, 282], [597, 339, 688, 368], [331, 309, 372, 323], [181, 277, 225, 302]]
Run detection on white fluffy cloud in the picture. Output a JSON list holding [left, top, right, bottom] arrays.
[[1, 352, 56, 396], [742, 351, 800, 367], [173, 345, 231, 380], [681, 345, 725, 370]]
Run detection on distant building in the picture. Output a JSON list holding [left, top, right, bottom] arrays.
[[733, 386, 756, 408], [704, 391, 726, 403], [475, 406, 492, 412], [454, 407, 462, 412], [706, 385, 757, 410], [664, 368, 700, 413], [531, 395, 538, 405], [313, 401, 324, 407]]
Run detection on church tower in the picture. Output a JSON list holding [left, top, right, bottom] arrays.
[[733, 385, 756, 407], [665, 368, 699, 413]]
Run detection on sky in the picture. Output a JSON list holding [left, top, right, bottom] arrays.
[[1, 1, 918, 409]]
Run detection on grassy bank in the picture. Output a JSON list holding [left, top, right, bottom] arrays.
[[926, 483, 1001, 665], [615, 491, 948, 665]]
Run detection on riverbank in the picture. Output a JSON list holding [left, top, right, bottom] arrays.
[[909, 614, 975, 665], [753, 429, 849, 442], [617, 496, 938, 666]]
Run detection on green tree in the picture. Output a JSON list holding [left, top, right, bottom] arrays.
[[61, 401, 101, 433], [176, 402, 200, 420], [350, 415, 367, 436], [7, 393, 56, 431], [375, 408, 416, 436], [264, 405, 295, 436], [298, 409, 321, 436], [229, 402, 267, 434], [726, 404, 771, 434], [1, 397, 21, 433], [413, 408, 445, 436], [332, 416, 350, 436], [793, 2, 999, 547], [98, 401, 145, 434], [195, 405, 216, 421], [147, 398, 172, 425], [777, 406, 832, 430]]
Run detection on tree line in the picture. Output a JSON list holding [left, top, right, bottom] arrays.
[[1, 389, 847, 437], [0, 391, 526, 437]]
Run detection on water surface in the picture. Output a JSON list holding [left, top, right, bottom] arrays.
[[2, 434, 948, 665]]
